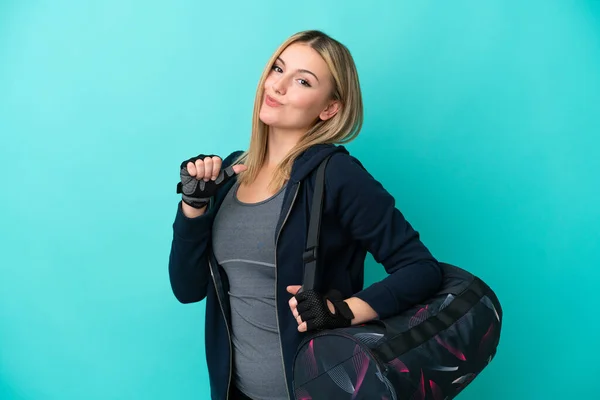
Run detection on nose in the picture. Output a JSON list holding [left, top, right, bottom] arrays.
[[271, 75, 287, 96]]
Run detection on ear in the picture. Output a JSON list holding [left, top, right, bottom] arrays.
[[319, 100, 341, 121]]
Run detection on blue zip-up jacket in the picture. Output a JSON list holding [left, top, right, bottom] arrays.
[[168, 144, 443, 400]]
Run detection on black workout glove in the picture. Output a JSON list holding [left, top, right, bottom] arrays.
[[296, 289, 355, 332], [176, 154, 237, 209]]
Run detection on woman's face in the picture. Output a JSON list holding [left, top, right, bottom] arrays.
[[259, 43, 340, 131]]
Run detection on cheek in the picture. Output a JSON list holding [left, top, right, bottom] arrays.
[[263, 75, 274, 89], [262, 75, 276, 96], [289, 92, 326, 115]]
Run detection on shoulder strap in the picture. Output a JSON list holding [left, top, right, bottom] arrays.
[[300, 155, 332, 292]]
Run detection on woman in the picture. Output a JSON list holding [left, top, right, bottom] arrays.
[[168, 30, 443, 400]]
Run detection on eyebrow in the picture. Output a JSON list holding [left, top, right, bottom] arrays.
[[277, 57, 320, 83]]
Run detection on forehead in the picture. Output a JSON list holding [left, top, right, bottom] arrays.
[[278, 43, 329, 75]]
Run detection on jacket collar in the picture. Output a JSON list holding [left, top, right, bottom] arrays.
[[288, 144, 349, 183]]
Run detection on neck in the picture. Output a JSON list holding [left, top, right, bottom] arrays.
[[264, 126, 304, 168]]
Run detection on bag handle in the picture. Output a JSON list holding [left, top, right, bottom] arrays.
[[299, 155, 332, 293], [373, 276, 494, 362]]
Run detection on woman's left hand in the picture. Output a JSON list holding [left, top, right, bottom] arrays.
[[286, 286, 355, 332]]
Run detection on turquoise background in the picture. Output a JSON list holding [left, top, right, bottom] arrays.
[[1, 0, 598, 399]]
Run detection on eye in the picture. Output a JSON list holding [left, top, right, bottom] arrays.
[[272, 64, 283, 73], [298, 79, 311, 87]]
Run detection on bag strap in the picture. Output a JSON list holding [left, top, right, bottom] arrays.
[[299, 154, 501, 363], [300, 154, 332, 293]]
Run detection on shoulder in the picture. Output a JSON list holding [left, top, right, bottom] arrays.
[[324, 151, 392, 209], [327, 151, 368, 173], [325, 151, 378, 190], [222, 150, 245, 167]]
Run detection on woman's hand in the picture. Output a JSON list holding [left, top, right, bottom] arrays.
[[287, 286, 380, 332], [177, 154, 246, 217], [286, 286, 354, 332]]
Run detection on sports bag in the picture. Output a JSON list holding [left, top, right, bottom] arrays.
[[292, 156, 503, 400]]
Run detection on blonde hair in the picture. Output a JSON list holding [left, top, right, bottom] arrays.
[[235, 30, 364, 191]]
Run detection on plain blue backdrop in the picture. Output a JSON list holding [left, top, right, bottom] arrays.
[[1, 0, 599, 399]]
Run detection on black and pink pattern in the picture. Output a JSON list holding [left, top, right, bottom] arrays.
[[292, 266, 502, 400]]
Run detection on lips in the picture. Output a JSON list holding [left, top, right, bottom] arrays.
[[265, 94, 282, 107]]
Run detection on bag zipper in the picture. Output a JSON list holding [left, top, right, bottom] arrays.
[[275, 182, 300, 400], [295, 330, 388, 376]]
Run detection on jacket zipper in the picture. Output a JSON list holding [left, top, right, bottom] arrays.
[[208, 257, 233, 400], [275, 183, 300, 400], [206, 196, 234, 400]]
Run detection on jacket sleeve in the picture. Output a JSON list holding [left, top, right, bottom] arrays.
[[167, 150, 243, 304], [326, 153, 443, 320], [168, 201, 214, 303]]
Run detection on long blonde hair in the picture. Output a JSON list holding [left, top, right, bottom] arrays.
[[235, 30, 364, 191]]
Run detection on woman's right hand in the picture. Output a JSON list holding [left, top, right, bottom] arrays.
[[177, 154, 247, 217]]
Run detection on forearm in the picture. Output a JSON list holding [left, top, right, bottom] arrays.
[[181, 201, 207, 218], [354, 261, 443, 319], [344, 297, 379, 325], [168, 202, 214, 303], [325, 296, 378, 324]]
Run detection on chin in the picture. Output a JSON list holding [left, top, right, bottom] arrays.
[[259, 107, 280, 127]]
